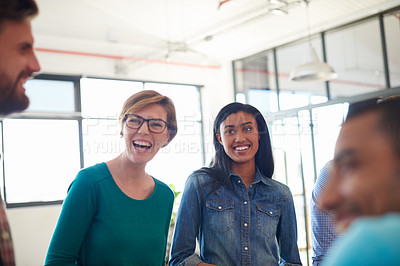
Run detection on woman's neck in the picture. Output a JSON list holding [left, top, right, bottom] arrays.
[[231, 160, 256, 189], [107, 153, 148, 181], [106, 154, 155, 200]]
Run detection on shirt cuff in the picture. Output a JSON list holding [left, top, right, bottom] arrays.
[[183, 253, 202, 266]]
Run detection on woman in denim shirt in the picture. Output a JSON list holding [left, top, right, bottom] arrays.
[[169, 102, 302, 266]]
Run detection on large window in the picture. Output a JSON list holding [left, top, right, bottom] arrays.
[[3, 119, 81, 204], [25, 79, 76, 113], [1, 75, 81, 206], [1, 75, 204, 207]]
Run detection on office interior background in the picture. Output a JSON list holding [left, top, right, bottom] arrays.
[[1, 0, 399, 265]]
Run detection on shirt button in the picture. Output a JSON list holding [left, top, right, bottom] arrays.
[[269, 211, 273, 214], [244, 247, 248, 251], [238, 180, 241, 183], [244, 201, 247, 204], [218, 206, 222, 209], [244, 223, 248, 227]]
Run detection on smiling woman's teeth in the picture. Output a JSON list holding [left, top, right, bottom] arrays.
[[133, 140, 152, 150], [234, 146, 248, 151]]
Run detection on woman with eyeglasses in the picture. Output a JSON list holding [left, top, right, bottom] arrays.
[[45, 90, 178, 266], [169, 102, 301, 266]]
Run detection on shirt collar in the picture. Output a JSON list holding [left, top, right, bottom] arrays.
[[229, 166, 273, 186]]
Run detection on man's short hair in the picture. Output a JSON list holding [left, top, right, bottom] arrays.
[[346, 95, 400, 157], [375, 96, 400, 157], [346, 98, 380, 121], [0, 0, 38, 31]]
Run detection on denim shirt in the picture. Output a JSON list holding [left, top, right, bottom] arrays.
[[169, 168, 302, 266]]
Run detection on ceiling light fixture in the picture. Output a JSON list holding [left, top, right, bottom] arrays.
[[270, 8, 288, 15], [269, 0, 286, 4], [289, 0, 337, 82]]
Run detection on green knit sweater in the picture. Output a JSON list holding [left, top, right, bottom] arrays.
[[45, 163, 174, 266]]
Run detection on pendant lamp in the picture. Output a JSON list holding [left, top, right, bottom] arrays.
[[289, 0, 337, 82], [290, 45, 338, 82]]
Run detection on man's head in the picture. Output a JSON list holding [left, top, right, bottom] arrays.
[[0, 0, 40, 115], [320, 96, 400, 232]]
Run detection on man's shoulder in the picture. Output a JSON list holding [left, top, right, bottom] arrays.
[[323, 213, 400, 266], [351, 213, 400, 229], [350, 213, 400, 238]]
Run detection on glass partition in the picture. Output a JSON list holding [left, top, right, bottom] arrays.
[[311, 103, 348, 172], [384, 10, 400, 88], [326, 18, 386, 97], [233, 50, 278, 111], [271, 115, 310, 264]]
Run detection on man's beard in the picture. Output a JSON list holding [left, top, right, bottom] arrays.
[[0, 72, 30, 116]]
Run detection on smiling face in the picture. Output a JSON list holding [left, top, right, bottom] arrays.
[[0, 19, 40, 115], [122, 104, 170, 165], [319, 111, 400, 232], [216, 111, 260, 168]]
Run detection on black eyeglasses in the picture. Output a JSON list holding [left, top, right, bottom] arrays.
[[124, 114, 168, 134]]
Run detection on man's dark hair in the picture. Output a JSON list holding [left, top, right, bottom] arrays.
[[345, 98, 380, 121], [374, 96, 400, 157], [346, 95, 400, 157], [0, 0, 38, 31]]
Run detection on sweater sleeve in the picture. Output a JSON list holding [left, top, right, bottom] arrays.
[[45, 167, 99, 266]]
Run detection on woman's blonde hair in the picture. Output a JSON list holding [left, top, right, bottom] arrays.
[[119, 90, 178, 143]]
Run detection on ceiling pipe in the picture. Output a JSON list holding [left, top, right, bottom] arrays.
[[218, 0, 234, 9], [35, 47, 221, 70]]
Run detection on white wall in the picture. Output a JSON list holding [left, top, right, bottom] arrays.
[[6, 37, 235, 265], [7, 205, 61, 266]]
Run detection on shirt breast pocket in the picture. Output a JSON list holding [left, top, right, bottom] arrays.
[[256, 204, 281, 239], [206, 200, 234, 234]]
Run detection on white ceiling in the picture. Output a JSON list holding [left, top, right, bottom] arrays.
[[32, 0, 399, 65]]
